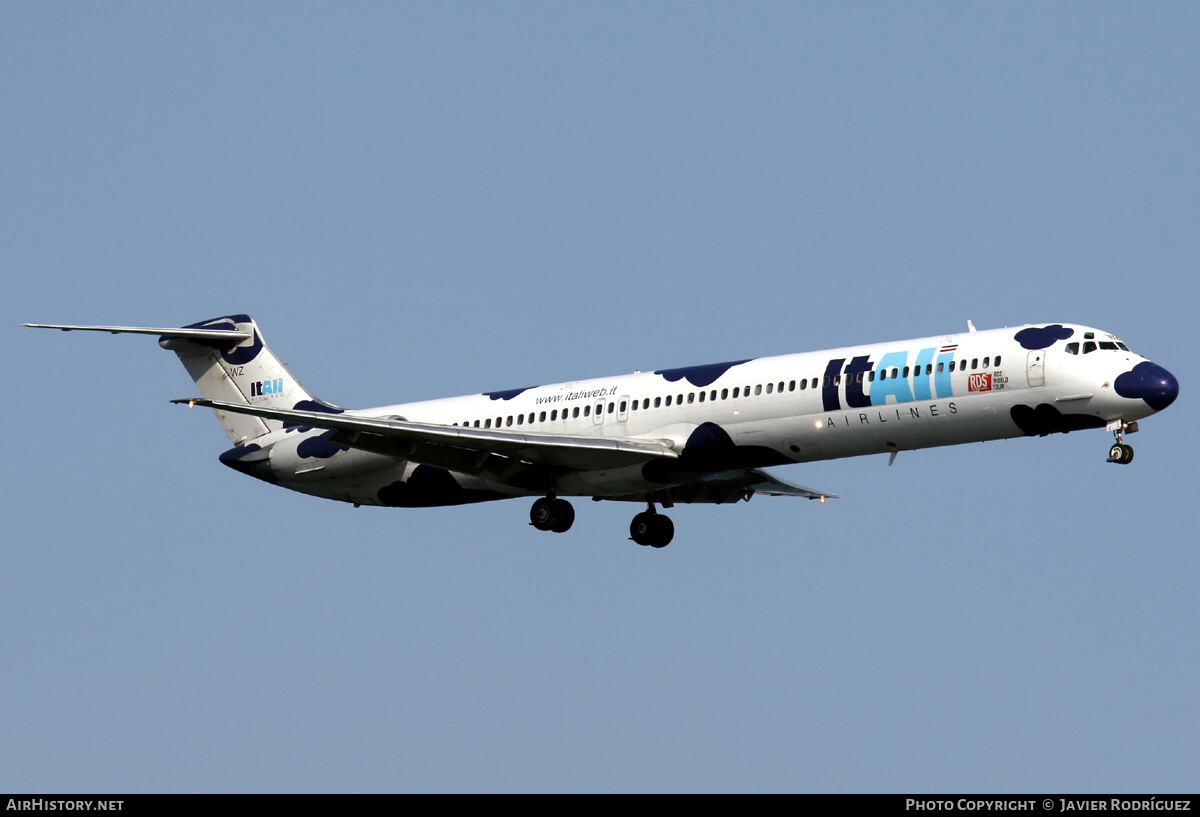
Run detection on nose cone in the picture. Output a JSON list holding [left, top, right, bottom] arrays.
[[1114, 361, 1179, 411]]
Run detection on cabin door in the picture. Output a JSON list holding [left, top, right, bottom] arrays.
[[1026, 350, 1046, 387]]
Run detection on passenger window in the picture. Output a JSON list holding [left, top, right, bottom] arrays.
[[608, 402, 615, 413], [539, 411, 546, 422], [799, 380, 807, 390], [485, 418, 492, 428], [721, 388, 729, 399], [891, 368, 899, 379], [583, 405, 590, 417], [677, 394, 683, 404], [665, 395, 672, 406], [902, 366, 910, 378], [643, 398, 649, 409], [937, 362, 944, 373], [755, 384, 763, 395], [949, 361, 956, 372], [572, 407, 580, 418], [517, 415, 523, 425], [506, 416, 513, 427], [788, 380, 795, 391], [766, 383, 774, 394], [654, 397, 662, 408], [995, 356, 1001, 366], [971, 359, 978, 369], [698, 392, 705, 403], [733, 387, 740, 398], [982, 357, 989, 368], [619, 401, 627, 412], [711, 390, 717, 401], [687, 393, 695, 404]]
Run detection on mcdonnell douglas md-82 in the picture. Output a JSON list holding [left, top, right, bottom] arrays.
[[27, 316, 1178, 547]]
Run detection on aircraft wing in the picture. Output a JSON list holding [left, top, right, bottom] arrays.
[[741, 470, 837, 499], [601, 469, 837, 504], [175, 398, 679, 473]]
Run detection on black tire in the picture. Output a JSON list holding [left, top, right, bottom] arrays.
[[650, 515, 674, 548], [630, 512, 655, 545], [549, 499, 575, 533], [530, 497, 555, 530]]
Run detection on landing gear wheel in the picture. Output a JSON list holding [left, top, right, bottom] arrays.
[[531, 497, 574, 532], [630, 511, 674, 547], [630, 511, 655, 545], [548, 499, 575, 533], [1108, 443, 1134, 465], [530, 497, 555, 530], [649, 515, 674, 548]]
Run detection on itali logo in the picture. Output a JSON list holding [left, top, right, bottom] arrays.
[[251, 379, 284, 397]]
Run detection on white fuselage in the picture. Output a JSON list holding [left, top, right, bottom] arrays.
[[259, 323, 1164, 506]]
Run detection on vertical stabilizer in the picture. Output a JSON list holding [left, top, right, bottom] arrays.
[[159, 315, 337, 445]]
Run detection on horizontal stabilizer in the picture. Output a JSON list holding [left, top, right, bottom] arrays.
[[24, 323, 251, 342]]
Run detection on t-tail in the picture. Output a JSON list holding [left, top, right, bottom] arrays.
[[24, 314, 335, 445]]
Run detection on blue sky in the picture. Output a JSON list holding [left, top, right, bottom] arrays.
[[4, 3, 1197, 792]]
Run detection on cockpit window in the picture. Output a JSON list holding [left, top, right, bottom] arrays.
[[1099, 341, 1119, 351], [1065, 342, 1079, 355], [1117, 342, 1129, 351], [1083, 341, 1097, 354]]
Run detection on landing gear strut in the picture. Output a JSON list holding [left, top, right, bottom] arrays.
[[530, 496, 575, 533], [630, 503, 674, 548], [1107, 421, 1135, 465]]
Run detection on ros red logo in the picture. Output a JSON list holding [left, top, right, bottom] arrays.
[[968, 373, 992, 392]]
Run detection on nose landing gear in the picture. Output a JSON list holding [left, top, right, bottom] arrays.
[[1107, 420, 1136, 465]]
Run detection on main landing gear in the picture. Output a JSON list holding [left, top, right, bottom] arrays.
[[530, 496, 575, 533], [529, 495, 675, 547], [1107, 420, 1136, 465], [630, 504, 674, 548]]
